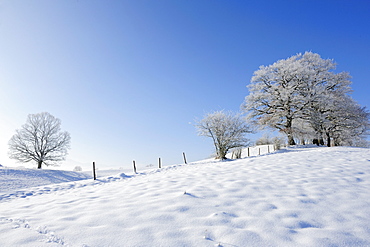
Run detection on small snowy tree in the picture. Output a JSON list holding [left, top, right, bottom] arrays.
[[196, 111, 251, 159], [8, 112, 71, 169]]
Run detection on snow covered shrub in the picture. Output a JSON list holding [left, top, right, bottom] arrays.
[[256, 134, 284, 150], [73, 166, 82, 172], [272, 137, 285, 150], [256, 134, 273, 145], [196, 111, 252, 159], [231, 148, 243, 159]]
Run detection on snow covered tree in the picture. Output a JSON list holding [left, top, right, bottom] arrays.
[[325, 96, 370, 146], [196, 111, 251, 159], [298, 54, 353, 145], [8, 112, 71, 169], [243, 52, 355, 146]]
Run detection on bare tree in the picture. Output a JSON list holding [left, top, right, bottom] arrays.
[[8, 112, 71, 169], [196, 111, 251, 160]]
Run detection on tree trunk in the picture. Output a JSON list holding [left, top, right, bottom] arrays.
[[313, 139, 319, 146], [37, 160, 42, 169], [319, 138, 324, 145], [216, 150, 227, 160], [287, 134, 296, 145], [314, 131, 324, 146], [326, 132, 331, 147], [286, 117, 296, 146], [333, 137, 340, 146], [216, 144, 228, 160]]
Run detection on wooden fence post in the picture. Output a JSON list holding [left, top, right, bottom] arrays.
[[93, 161, 96, 180], [183, 152, 187, 164], [133, 160, 137, 174], [247, 147, 250, 157], [258, 148, 261, 155], [159, 158, 161, 168], [268, 145, 270, 153]]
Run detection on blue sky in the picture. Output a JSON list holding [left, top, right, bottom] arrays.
[[1, 0, 369, 170]]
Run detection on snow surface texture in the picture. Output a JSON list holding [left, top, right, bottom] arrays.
[[0, 146, 370, 246], [0, 168, 91, 195]]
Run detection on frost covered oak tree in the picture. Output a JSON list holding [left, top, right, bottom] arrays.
[[196, 111, 251, 159], [243, 52, 368, 146], [8, 112, 71, 169], [243, 53, 311, 145]]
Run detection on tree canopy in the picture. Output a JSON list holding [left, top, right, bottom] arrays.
[[243, 52, 369, 146], [8, 112, 71, 169]]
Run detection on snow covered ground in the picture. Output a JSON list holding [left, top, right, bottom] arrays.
[[0, 168, 91, 195], [0, 146, 369, 246]]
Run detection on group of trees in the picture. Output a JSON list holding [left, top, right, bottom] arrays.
[[243, 52, 369, 146], [198, 52, 369, 159]]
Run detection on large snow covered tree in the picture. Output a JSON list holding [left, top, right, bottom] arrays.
[[8, 112, 71, 169], [243, 52, 356, 145], [196, 111, 251, 159], [298, 54, 353, 145]]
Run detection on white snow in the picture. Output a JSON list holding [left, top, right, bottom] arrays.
[[0, 168, 92, 195], [1, 146, 370, 246]]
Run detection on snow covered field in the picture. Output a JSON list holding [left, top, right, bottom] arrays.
[[0, 168, 91, 195], [1, 146, 370, 246]]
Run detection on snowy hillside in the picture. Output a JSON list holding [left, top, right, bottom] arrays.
[[1, 146, 370, 246], [0, 168, 92, 194]]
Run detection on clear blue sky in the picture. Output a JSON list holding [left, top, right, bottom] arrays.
[[1, 0, 369, 170]]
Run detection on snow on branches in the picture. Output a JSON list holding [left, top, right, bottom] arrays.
[[243, 52, 369, 146], [196, 111, 251, 159]]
